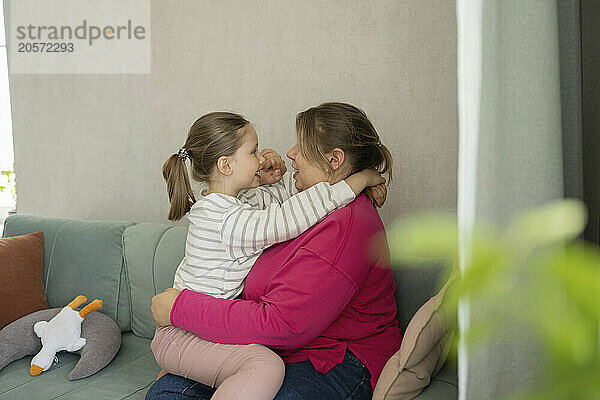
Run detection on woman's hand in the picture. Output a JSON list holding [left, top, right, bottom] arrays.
[[258, 149, 287, 185], [344, 168, 386, 196], [151, 288, 180, 327]]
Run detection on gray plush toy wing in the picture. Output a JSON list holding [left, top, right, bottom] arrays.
[[68, 310, 121, 380], [0, 307, 121, 380], [0, 308, 59, 371]]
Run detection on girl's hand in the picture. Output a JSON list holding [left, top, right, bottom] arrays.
[[368, 183, 388, 207], [258, 149, 287, 185], [151, 288, 180, 327], [345, 168, 385, 196]]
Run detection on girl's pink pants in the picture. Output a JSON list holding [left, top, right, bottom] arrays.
[[151, 326, 285, 400]]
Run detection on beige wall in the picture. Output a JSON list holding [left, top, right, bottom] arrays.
[[5, 0, 457, 228]]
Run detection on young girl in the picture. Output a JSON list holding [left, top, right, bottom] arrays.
[[151, 111, 385, 400]]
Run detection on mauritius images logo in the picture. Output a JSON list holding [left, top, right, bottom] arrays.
[[10, 0, 151, 74]]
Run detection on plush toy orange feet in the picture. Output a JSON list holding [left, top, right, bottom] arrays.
[[30, 295, 103, 376]]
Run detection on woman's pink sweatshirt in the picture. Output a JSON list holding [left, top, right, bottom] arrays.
[[170, 194, 402, 389]]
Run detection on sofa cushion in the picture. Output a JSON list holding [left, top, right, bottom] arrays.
[[374, 275, 456, 400], [412, 360, 458, 400], [123, 223, 187, 338], [0, 332, 160, 400], [3, 215, 72, 284], [2, 214, 135, 331], [0, 231, 49, 329]]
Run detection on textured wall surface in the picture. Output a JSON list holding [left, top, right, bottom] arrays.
[[4, 0, 457, 227]]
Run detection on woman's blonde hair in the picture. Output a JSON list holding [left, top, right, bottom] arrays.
[[295, 102, 393, 204], [162, 112, 249, 221]]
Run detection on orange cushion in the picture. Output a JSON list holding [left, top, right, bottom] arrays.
[[0, 231, 49, 329]]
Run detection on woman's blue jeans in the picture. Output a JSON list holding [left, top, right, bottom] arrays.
[[145, 349, 373, 400]]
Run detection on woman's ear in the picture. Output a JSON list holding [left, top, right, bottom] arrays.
[[216, 156, 233, 176], [328, 148, 346, 171]]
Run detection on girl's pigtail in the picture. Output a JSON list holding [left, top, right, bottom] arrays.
[[162, 153, 197, 221], [162, 112, 248, 221]]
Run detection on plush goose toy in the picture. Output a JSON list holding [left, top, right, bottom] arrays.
[[30, 295, 103, 376]]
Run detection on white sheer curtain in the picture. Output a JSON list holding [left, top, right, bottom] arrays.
[[455, 1, 482, 398], [0, 0, 15, 224]]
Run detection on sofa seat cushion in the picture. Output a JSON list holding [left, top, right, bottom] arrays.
[[0, 332, 161, 400]]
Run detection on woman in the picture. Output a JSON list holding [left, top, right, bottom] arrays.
[[147, 102, 402, 400]]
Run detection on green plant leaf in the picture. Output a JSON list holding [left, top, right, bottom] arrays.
[[386, 202, 600, 400], [387, 212, 458, 264], [504, 199, 587, 251], [549, 244, 600, 321]]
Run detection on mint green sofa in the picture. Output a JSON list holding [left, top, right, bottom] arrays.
[[0, 214, 457, 400]]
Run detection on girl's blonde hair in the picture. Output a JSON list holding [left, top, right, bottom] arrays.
[[295, 102, 393, 204], [162, 112, 249, 221]]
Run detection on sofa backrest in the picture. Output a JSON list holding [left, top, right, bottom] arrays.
[[2, 214, 451, 338], [2, 214, 135, 331], [123, 223, 187, 338], [392, 264, 450, 332], [122, 223, 451, 338]]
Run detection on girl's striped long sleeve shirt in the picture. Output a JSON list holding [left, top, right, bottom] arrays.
[[172, 172, 356, 299]]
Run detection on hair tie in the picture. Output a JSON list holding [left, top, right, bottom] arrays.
[[177, 147, 189, 161]]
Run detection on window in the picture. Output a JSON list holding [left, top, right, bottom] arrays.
[[0, 0, 16, 222]]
